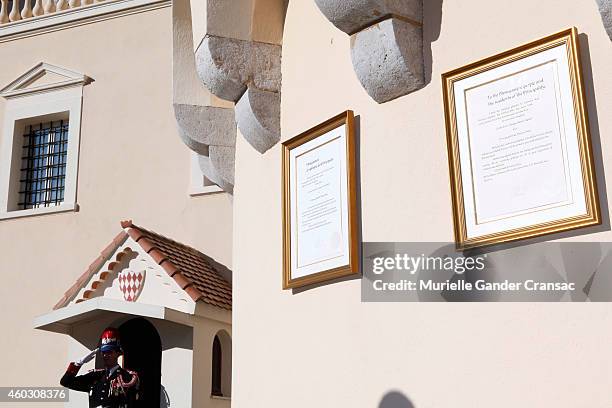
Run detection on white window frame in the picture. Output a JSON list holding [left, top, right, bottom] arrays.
[[0, 63, 89, 220]]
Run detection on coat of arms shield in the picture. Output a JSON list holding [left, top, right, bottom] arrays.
[[118, 269, 145, 302]]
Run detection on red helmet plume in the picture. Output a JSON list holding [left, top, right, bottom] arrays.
[[99, 327, 121, 353]]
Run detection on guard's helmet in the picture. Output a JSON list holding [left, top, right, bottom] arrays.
[[99, 327, 121, 353]]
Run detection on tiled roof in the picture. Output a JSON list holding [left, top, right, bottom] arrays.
[[54, 221, 232, 311], [121, 220, 232, 310]]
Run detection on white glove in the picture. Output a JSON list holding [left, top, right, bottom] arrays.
[[75, 348, 98, 366]]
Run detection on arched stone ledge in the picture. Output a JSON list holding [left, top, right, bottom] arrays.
[[174, 104, 236, 154], [193, 32, 282, 155], [315, 0, 425, 102], [198, 152, 234, 194], [314, 0, 422, 34], [351, 17, 424, 103], [174, 103, 236, 193], [235, 88, 280, 154], [209, 145, 236, 186], [184, 0, 427, 172], [597, 0, 612, 40], [195, 35, 282, 102]]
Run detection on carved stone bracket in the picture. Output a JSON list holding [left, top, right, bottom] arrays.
[[195, 36, 282, 101], [197, 151, 234, 193], [174, 103, 236, 193], [315, 0, 425, 103], [195, 36, 282, 154], [235, 88, 281, 154], [174, 0, 428, 194]]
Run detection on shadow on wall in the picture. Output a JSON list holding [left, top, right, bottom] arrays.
[[423, 0, 444, 85], [379, 391, 415, 408]]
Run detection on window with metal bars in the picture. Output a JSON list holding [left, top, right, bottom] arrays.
[[18, 120, 69, 210]]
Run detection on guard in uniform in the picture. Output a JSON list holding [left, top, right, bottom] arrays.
[[60, 328, 139, 408]]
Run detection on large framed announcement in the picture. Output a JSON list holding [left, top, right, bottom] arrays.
[[442, 28, 600, 250], [282, 111, 359, 289]]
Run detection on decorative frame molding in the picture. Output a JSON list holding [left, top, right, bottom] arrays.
[[0, 62, 92, 98], [0, 0, 170, 43], [442, 28, 601, 249], [0, 62, 91, 220], [282, 111, 360, 289]]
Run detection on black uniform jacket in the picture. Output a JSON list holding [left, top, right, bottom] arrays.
[[60, 362, 139, 408]]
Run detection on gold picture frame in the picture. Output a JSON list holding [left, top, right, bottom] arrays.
[[282, 111, 359, 289], [442, 28, 600, 250]]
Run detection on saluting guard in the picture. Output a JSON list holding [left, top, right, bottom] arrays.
[[60, 328, 139, 408]]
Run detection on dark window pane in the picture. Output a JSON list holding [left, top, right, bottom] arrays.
[[18, 120, 69, 210]]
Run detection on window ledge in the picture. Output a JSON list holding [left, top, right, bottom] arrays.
[[0, 0, 170, 43], [190, 185, 224, 197], [210, 395, 231, 401], [0, 202, 77, 220]]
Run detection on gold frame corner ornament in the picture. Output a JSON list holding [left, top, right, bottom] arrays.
[[282, 110, 360, 289], [442, 27, 601, 250]]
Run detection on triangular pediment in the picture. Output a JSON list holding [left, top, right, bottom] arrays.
[[0, 62, 92, 98], [62, 236, 197, 315], [53, 221, 231, 315]]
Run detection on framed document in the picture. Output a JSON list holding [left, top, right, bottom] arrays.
[[442, 28, 600, 250], [282, 111, 359, 289]]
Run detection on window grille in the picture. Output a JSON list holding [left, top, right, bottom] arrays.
[[18, 120, 69, 210]]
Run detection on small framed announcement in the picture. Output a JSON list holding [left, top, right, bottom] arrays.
[[282, 111, 359, 289], [442, 28, 600, 250]]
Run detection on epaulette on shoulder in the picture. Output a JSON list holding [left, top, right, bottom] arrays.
[[88, 368, 105, 373]]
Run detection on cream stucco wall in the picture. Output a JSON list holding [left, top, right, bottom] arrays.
[[0, 5, 233, 406], [232, 1, 612, 407]]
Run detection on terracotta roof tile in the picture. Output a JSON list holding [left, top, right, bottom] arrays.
[[148, 249, 168, 264], [138, 238, 155, 253], [123, 222, 232, 310], [173, 272, 191, 289], [184, 286, 204, 302], [126, 228, 144, 242]]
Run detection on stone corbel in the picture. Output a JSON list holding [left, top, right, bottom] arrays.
[[196, 37, 282, 153], [174, 104, 236, 193], [597, 0, 612, 40], [193, 0, 284, 154], [314, 0, 425, 103], [235, 88, 281, 154], [173, 0, 240, 193]]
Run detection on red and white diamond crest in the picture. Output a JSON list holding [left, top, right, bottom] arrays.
[[118, 270, 145, 302]]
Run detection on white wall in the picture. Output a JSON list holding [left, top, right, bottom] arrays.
[[231, 1, 612, 407], [0, 5, 233, 406]]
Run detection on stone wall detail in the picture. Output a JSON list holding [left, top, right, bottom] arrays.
[[314, 0, 425, 103], [174, 104, 237, 193], [195, 35, 282, 154], [173, 0, 427, 193], [597, 0, 612, 40]]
